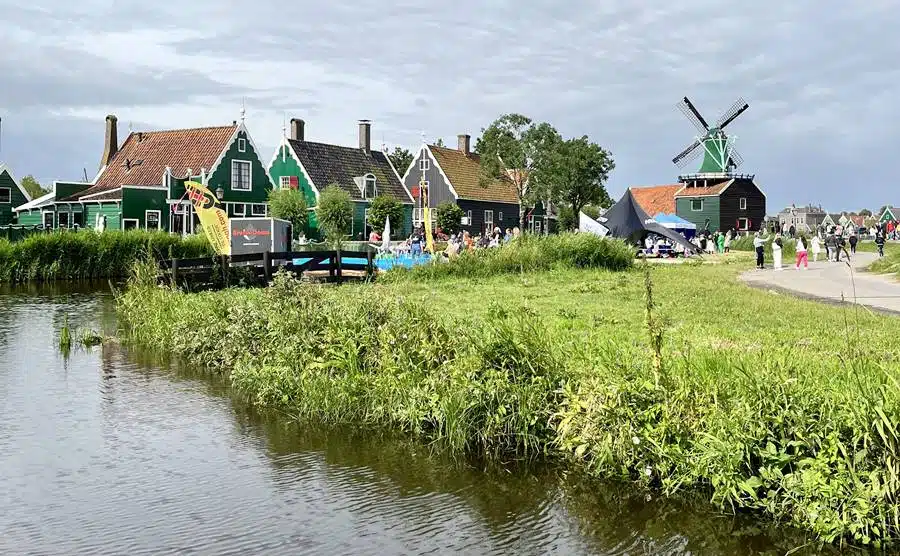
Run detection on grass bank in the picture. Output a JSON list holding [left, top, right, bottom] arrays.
[[0, 230, 212, 283], [118, 259, 900, 547], [380, 233, 634, 281]]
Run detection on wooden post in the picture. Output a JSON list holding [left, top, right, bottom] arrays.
[[221, 255, 230, 288], [366, 249, 374, 280], [263, 250, 272, 283], [336, 250, 343, 284], [171, 258, 179, 287], [328, 253, 335, 279]]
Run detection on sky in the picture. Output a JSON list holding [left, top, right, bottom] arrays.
[[1, 0, 898, 212]]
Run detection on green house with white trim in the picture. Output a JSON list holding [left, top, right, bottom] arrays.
[[879, 206, 897, 224], [268, 118, 414, 240], [0, 164, 32, 225], [16, 114, 274, 232]]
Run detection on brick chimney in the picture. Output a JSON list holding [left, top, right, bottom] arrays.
[[358, 120, 371, 153], [290, 118, 305, 141], [458, 134, 470, 154], [100, 115, 118, 168]]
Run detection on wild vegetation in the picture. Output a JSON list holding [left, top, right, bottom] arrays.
[[117, 249, 900, 547], [870, 246, 900, 276], [0, 229, 211, 283]]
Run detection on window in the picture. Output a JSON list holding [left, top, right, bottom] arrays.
[[43, 212, 54, 228], [419, 157, 430, 171], [739, 197, 747, 210], [364, 208, 370, 224], [237, 138, 246, 153], [484, 210, 494, 231], [466, 210, 472, 225], [690, 199, 703, 211], [498, 211, 503, 223], [72, 212, 84, 228], [363, 174, 376, 199], [251, 204, 266, 216], [145, 210, 161, 231], [122, 218, 139, 230], [58, 212, 70, 228], [232, 203, 246, 216], [280, 176, 291, 188], [738, 217, 749, 230], [231, 160, 252, 191], [0, 187, 10, 203]]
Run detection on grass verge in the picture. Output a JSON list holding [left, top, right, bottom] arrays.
[[117, 258, 900, 547]]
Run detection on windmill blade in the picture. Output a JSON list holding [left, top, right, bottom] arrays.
[[677, 99, 708, 133], [672, 139, 703, 167], [716, 98, 749, 129], [679, 96, 710, 131], [728, 148, 744, 169]]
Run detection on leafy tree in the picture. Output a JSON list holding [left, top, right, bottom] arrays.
[[877, 205, 889, 218], [545, 136, 614, 230], [475, 114, 561, 230], [581, 204, 603, 220], [21, 175, 49, 199], [317, 185, 353, 248], [368, 195, 404, 235], [268, 187, 307, 238], [388, 147, 414, 175], [859, 208, 873, 217], [436, 201, 464, 235]]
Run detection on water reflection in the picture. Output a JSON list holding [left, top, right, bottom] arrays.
[[0, 284, 838, 555]]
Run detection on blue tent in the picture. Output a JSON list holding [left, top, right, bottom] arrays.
[[654, 213, 697, 238]]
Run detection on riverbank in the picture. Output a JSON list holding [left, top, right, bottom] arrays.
[[0, 230, 211, 283], [117, 258, 900, 547]]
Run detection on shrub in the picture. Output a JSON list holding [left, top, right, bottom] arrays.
[[436, 201, 464, 236], [268, 187, 308, 238], [316, 185, 353, 248], [368, 195, 404, 235]]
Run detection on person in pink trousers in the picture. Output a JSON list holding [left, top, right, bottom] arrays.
[[795, 236, 808, 269]]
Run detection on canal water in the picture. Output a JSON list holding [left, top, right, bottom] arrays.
[[0, 284, 832, 555]]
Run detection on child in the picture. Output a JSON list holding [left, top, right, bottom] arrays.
[[811, 235, 821, 262], [795, 236, 808, 269]]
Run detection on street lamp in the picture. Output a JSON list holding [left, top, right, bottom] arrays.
[[215, 187, 224, 200]]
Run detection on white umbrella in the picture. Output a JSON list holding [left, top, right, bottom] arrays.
[[381, 216, 391, 252]]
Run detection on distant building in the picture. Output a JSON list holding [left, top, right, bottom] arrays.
[[777, 204, 826, 233]]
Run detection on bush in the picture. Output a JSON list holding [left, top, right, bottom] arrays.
[[368, 195, 404, 235], [436, 201, 464, 236], [317, 185, 353, 248], [380, 232, 634, 281], [0, 229, 212, 283], [268, 188, 308, 238]]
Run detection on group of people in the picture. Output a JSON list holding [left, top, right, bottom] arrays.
[[752, 223, 892, 270], [691, 229, 734, 254], [754, 232, 809, 270], [374, 225, 523, 258]]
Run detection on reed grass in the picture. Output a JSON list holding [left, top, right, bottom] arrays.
[[117, 260, 900, 547], [0, 230, 212, 283]]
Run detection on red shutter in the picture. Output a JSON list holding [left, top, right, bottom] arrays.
[[411, 186, 419, 198], [289, 176, 299, 189], [748, 219, 752, 230], [736, 219, 740, 230]]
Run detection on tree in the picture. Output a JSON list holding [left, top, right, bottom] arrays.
[[475, 114, 561, 230], [545, 136, 614, 230], [859, 208, 873, 217], [581, 204, 602, 220], [388, 147, 414, 175], [878, 206, 889, 218], [21, 175, 49, 199], [316, 185, 353, 248], [268, 188, 307, 238], [368, 195, 404, 235], [435, 138, 445, 147], [436, 201, 464, 235]]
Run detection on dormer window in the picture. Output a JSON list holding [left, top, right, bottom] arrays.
[[363, 174, 377, 199], [238, 138, 246, 153]]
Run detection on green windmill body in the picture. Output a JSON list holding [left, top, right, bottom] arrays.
[[672, 97, 749, 177]]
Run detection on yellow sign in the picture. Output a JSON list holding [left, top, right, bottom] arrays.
[[185, 181, 230, 256], [423, 206, 435, 254]]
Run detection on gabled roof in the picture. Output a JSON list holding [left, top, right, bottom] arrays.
[[64, 124, 237, 201], [428, 145, 518, 204], [14, 190, 54, 211], [674, 179, 733, 198], [628, 184, 681, 216], [0, 163, 33, 203], [287, 139, 412, 203]]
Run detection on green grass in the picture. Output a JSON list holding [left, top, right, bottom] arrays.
[[0, 229, 212, 283], [117, 259, 900, 547]]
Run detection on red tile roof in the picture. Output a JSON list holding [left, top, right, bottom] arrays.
[[629, 184, 681, 216], [66, 125, 237, 201]]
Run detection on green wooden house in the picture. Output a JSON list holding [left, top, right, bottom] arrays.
[[0, 164, 33, 225], [18, 114, 273, 232], [674, 176, 766, 233], [879, 206, 897, 225], [268, 118, 414, 240]]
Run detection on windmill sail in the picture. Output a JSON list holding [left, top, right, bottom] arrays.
[[716, 98, 749, 129], [672, 139, 703, 166]]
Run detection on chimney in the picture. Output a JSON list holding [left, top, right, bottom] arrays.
[[290, 118, 305, 141], [358, 120, 371, 153], [458, 134, 471, 154], [100, 114, 118, 168]]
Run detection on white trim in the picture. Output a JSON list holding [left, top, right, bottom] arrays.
[[0, 164, 33, 202], [15, 190, 56, 212], [122, 218, 140, 230], [0, 187, 11, 204], [42, 210, 55, 228], [279, 176, 291, 188], [690, 199, 704, 211], [231, 202, 246, 216], [275, 138, 321, 200], [382, 147, 415, 203], [361, 173, 377, 199], [230, 159, 253, 191], [57, 210, 71, 228], [739, 197, 747, 210], [144, 209, 162, 230], [422, 145, 460, 200], [207, 122, 276, 190], [79, 186, 123, 200], [237, 138, 247, 152], [123, 185, 167, 190], [419, 157, 430, 172], [250, 203, 267, 216]]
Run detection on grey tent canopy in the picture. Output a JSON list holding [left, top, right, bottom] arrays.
[[599, 189, 698, 254]]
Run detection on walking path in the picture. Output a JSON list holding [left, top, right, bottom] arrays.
[[740, 252, 900, 315]]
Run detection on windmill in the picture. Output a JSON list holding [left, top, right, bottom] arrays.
[[672, 96, 749, 175]]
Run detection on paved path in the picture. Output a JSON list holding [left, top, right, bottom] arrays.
[[740, 252, 900, 314]]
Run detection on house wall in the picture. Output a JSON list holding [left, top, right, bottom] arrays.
[[55, 182, 92, 200], [0, 170, 29, 225], [403, 148, 454, 209], [719, 179, 766, 232], [457, 199, 520, 235], [18, 211, 42, 226], [676, 195, 721, 232], [53, 202, 85, 228], [85, 203, 122, 230], [267, 144, 318, 207], [122, 188, 169, 230], [208, 130, 272, 204]]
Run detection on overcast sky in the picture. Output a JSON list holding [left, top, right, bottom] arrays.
[[1, 1, 897, 211]]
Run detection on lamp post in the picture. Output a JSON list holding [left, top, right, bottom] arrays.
[[215, 187, 224, 201]]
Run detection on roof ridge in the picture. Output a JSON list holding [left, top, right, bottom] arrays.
[[130, 124, 238, 136]]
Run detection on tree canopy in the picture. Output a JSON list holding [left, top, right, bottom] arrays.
[[436, 201, 464, 235], [545, 136, 614, 230], [21, 175, 49, 199], [317, 186, 353, 247], [368, 195, 404, 235], [268, 188, 308, 238], [387, 147, 414, 175]]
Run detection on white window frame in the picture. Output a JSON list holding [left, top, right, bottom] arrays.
[[498, 211, 503, 223], [57, 211, 70, 228], [237, 138, 247, 153], [690, 199, 703, 212], [363, 174, 377, 199], [145, 209, 161, 231], [484, 209, 494, 231], [280, 176, 291, 188], [466, 210, 472, 225], [364, 207, 370, 224], [42, 211, 54, 228], [419, 157, 430, 171], [231, 159, 252, 191], [251, 204, 266, 216], [0, 187, 10, 204], [122, 218, 139, 230], [739, 197, 747, 210], [232, 203, 246, 217], [738, 217, 749, 230]]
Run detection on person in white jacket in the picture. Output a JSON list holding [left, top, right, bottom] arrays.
[[795, 236, 808, 269], [772, 233, 784, 270], [811, 235, 821, 262]]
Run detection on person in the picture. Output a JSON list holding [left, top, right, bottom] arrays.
[[753, 231, 766, 269], [716, 231, 725, 254], [795, 236, 808, 269], [410, 228, 423, 257], [772, 233, 783, 270], [504, 228, 512, 242], [512, 227, 521, 239], [811, 234, 821, 262], [724, 230, 732, 253], [849, 231, 858, 254], [875, 232, 886, 257]]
